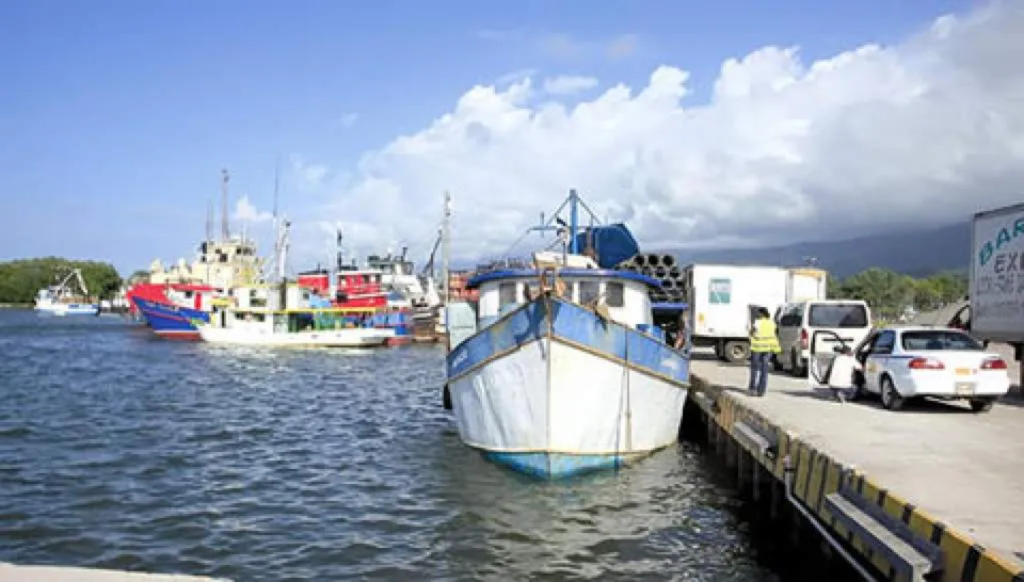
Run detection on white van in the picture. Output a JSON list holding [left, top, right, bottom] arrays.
[[776, 299, 872, 376]]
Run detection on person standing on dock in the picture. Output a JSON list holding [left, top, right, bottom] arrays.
[[748, 307, 782, 396]]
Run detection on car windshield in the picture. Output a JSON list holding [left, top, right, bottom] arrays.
[[807, 304, 868, 327], [901, 330, 983, 351]]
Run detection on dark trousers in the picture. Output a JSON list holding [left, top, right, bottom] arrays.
[[749, 352, 770, 395]]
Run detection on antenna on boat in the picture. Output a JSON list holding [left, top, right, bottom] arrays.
[[569, 189, 579, 254], [205, 199, 213, 245], [336, 228, 344, 271], [221, 169, 230, 241], [273, 156, 280, 221]]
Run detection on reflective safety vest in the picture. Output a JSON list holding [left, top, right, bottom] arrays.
[[750, 318, 782, 353]]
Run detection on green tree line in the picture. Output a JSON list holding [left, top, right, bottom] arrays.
[[0, 257, 122, 304], [828, 268, 967, 321]]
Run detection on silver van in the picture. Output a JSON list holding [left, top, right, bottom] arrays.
[[775, 299, 872, 376]]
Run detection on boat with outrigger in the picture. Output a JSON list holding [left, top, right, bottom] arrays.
[[34, 269, 100, 316], [441, 190, 691, 479]]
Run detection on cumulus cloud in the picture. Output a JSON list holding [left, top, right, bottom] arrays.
[[233, 196, 273, 224], [291, 155, 329, 188], [543, 75, 599, 95], [313, 1, 1024, 266]]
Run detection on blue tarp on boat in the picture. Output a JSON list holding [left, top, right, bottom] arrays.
[[572, 223, 640, 269]]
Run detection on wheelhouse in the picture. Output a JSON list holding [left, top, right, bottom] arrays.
[[468, 268, 660, 330]]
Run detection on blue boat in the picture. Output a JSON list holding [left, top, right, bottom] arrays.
[[443, 190, 691, 479], [131, 296, 210, 340]]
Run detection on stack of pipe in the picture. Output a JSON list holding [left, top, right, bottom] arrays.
[[614, 253, 686, 304]]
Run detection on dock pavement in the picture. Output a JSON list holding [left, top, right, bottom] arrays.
[[689, 352, 1024, 581], [0, 563, 228, 581]]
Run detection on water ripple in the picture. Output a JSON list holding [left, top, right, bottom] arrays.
[[0, 309, 781, 581]]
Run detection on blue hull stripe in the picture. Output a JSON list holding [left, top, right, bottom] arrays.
[[483, 451, 639, 479], [132, 297, 209, 335], [446, 298, 688, 385]]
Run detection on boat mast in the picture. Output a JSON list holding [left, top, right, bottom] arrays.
[[272, 159, 281, 281], [276, 218, 290, 282], [442, 191, 451, 306], [205, 197, 213, 284], [569, 188, 579, 254], [221, 169, 230, 241], [75, 269, 90, 299]]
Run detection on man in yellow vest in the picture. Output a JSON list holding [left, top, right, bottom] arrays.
[[749, 306, 782, 396]]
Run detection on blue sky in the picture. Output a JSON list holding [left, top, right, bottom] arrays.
[[0, 0, 980, 274]]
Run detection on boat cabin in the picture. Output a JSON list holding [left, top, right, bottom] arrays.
[[469, 253, 659, 330], [294, 267, 388, 309], [211, 284, 375, 333]]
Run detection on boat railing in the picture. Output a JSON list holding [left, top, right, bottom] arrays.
[[224, 306, 384, 315]]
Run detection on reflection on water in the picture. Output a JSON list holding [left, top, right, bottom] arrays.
[[1, 309, 799, 580]]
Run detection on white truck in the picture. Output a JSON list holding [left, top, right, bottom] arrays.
[[684, 264, 828, 363], [969, 203, 1024, 390]]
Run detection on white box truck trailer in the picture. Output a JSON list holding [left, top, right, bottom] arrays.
[[969, 202, 1024, 389], [685, 264, 827, 364]]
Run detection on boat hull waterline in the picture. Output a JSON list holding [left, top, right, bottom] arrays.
[[35, 303, 100, 317], [446, 298, 689, 479], [197, 326, 391, 347], [130, 297, 209, 339]]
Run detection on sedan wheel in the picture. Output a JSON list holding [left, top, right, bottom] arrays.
[[880, 376, 904, 411]]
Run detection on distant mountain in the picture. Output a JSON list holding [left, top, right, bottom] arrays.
[[668, 222, 971, 279]]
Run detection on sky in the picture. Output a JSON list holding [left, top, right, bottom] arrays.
[[2, 0, 1021, 275]]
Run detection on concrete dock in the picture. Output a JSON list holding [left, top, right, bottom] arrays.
[[688, 354, 1024, 582], [0, 563, 228, 581]]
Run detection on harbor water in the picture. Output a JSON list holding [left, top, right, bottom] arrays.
[[1, 309, 820, 581]]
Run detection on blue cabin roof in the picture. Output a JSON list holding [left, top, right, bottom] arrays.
[[467, 268, 662, 289]]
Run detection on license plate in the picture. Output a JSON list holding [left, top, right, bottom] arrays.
[[955, 382, 975, 396], [955, 368, 973, 376]]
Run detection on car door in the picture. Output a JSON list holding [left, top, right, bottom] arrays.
[[864, 330, 895, 392]]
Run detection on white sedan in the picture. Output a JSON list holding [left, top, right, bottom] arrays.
[[849, 326, 1011, 412]]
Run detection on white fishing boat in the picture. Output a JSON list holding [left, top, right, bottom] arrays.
[[34, 269, 100, 316], [198, 307, 392, 347], [442, 190, 691, 479], [196, 217, 391, 348]]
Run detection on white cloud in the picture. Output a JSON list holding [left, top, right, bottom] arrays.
[[495, 68, 539, 87], [543, 75, 599, 95], [290, 155, 329, 188], [233, 196, 272, 224], [309, 1, 1024, 267]]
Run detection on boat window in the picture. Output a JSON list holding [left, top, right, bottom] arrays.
[[606, 282, 624, 307], [579, 281, 599, 305], [499, 282, 518, 307]]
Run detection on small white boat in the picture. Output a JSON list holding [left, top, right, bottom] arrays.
[[34, 269, 100, 316]]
